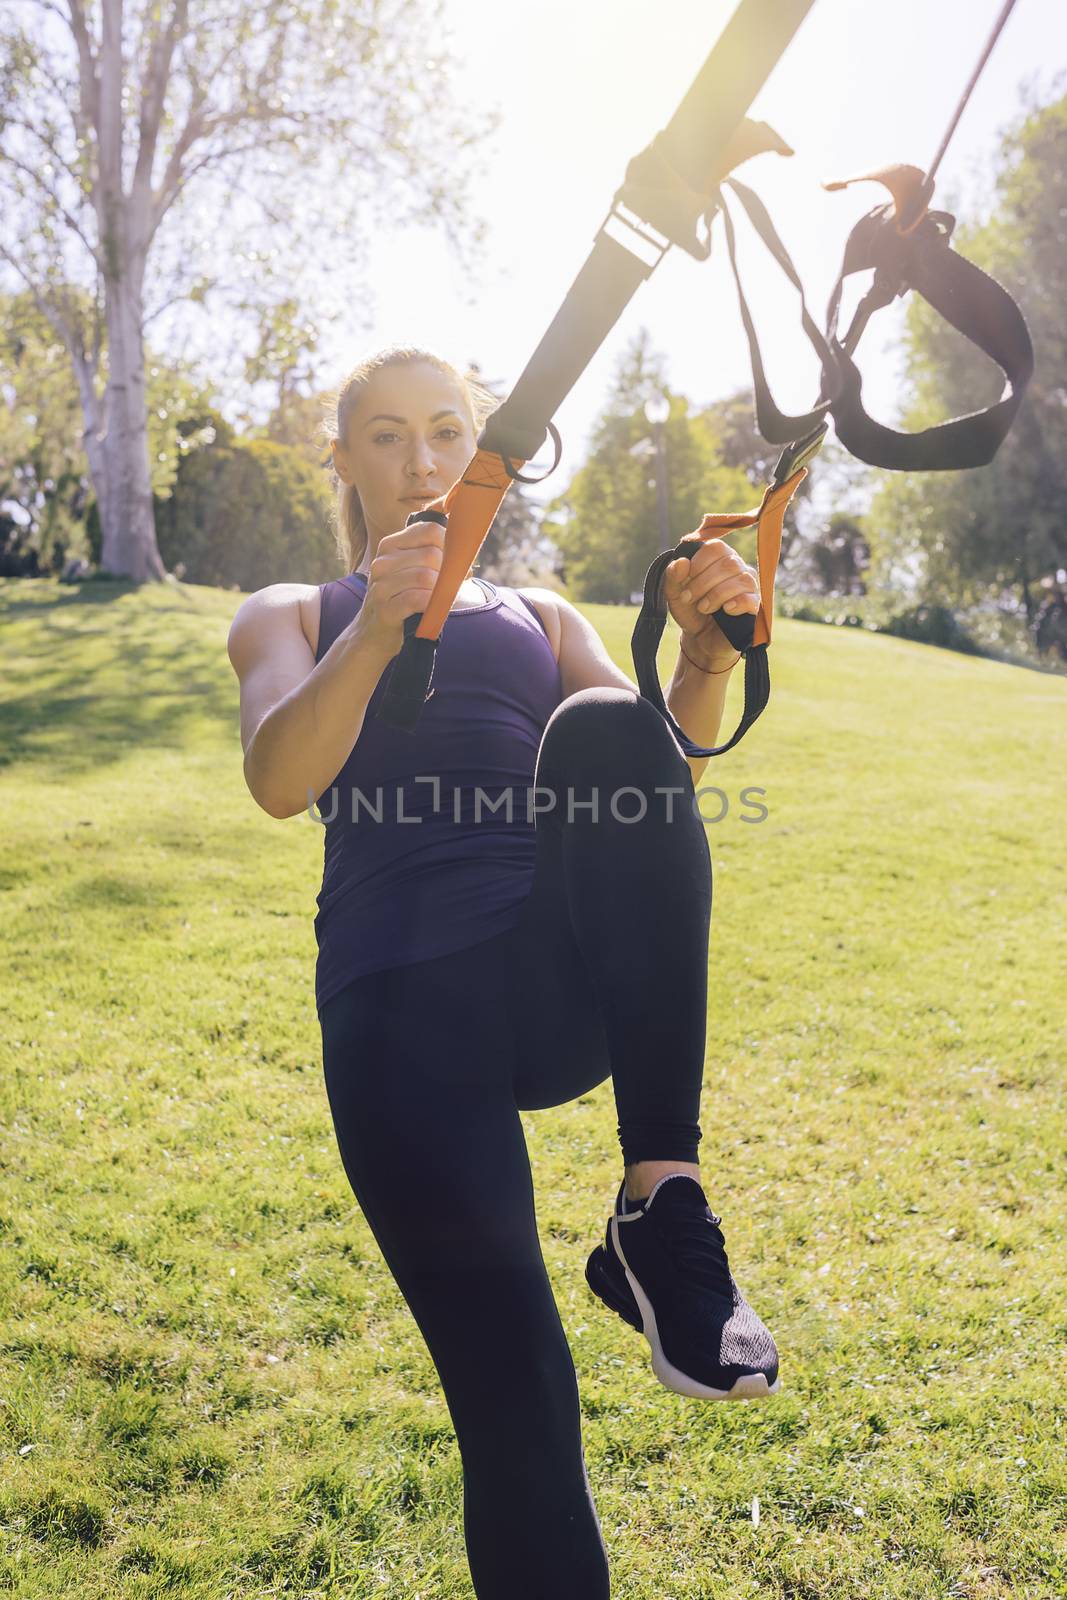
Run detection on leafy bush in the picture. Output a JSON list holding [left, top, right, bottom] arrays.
[[153, 434, 337, 589], [774, 590, 1065, 671], [880, 603, 982, 655], [780, 598, 869, 629]]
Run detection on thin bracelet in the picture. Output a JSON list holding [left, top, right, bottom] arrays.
[[679, 640, 742, 675]]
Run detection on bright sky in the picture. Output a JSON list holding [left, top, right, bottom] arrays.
[[341, 0, 1065, 503]]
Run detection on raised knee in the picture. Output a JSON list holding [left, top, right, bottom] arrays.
[[543, 686, 678, 765], [546, 685, 660, 738]]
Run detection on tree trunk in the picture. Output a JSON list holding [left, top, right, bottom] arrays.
[[93, 0, 167, 582], [1020, 570, 1034, 627], [71, 348, 111, 543], [98, 270, 167, 580]]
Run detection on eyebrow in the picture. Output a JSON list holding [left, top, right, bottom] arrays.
[[364, 409, 462, 427]]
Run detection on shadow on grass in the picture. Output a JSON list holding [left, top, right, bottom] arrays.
[[0, 577, 240, 776]]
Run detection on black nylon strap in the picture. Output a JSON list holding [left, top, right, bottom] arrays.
[[714, 171, 1032, 471], [826, 204, 1034, 469], [376, 509, 448, 733], [717, 177, 840, 443], [626, 178, 829, 762], [631, 543, 768, 760]]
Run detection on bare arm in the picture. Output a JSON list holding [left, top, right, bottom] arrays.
[[663, 638, 738, 789], [227, 521, 450, 820], [227, 587, 397, 820], [546, 593, 728, 788], [550, 594, 640, 698]]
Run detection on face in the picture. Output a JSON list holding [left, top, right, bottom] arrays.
[[332, 362, 478, 565]]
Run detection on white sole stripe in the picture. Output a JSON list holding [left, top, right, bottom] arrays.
[[609, 1214, 780, 1401]]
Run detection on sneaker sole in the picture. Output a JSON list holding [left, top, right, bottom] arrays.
[[585, 1244, 643, 1332], [610, 1215, 781, 1401]]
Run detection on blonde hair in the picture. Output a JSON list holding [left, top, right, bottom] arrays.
[[321, 345, 502, 574]]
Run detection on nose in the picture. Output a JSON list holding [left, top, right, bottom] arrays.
[[406, 437, 439, 477]]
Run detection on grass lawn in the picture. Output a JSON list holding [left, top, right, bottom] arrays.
[[1, 574, 1064, 1599]]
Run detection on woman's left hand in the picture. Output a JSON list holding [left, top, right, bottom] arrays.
[[663, 537, 761, 662]]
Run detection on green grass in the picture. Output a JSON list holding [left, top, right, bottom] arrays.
[[1, 574, 1064, 1600]]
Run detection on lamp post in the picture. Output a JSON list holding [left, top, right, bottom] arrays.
[[643, 394, 671, 557], [626, 394, 673, 604]]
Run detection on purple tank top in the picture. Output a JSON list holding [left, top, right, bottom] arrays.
[[311, 573, 563, 1017]]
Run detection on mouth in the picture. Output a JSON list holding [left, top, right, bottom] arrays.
[[402, 493, 440, 504]]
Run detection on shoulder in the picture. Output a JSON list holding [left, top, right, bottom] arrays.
[[228, 581, 321, 665], [513, 586, 563, 663], [521, 589, 638, 698], [517, 587, 601, 654]]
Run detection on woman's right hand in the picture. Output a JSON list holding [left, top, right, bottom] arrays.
[[354, 520, 446, 655]]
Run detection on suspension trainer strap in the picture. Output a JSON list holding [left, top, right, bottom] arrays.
[[822, 169, 1034, 470], [376, 434, 563, 731], [630, 468, 807, 759], [373, 0, 819, 735], [625, 168, 829, 762], [717, 177, 841, 441]]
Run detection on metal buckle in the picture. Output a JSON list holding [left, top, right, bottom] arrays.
[[773, 421, 827, 484]]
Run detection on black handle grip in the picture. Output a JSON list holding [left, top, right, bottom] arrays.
[[631, 543, 768, 759], [374, 508, 448, 734]]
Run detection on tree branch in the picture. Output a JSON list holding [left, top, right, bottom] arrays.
[[9, 0, 72, 27], [64, 0, 99, 144], [149, 94, 209, 237], [147, 101, 319, 240], [1, 112, 82, 189], [0, 125, 100, 261], [0, 238, 77, 352], [1, 181, 101, 277], [1, 28, 85, 151], [133, 0, 189, 209]]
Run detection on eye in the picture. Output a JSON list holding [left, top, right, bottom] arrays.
[[372, 426, 463, 446]]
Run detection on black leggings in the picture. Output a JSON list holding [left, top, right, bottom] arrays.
[[319, 688, 713, 1597]]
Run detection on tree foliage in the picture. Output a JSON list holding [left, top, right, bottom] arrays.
[[865, 88, 1067, 620], [0, 0, 496, 577], [152, 431, 335, 589], [542, 330, 751, 602], [1, 287, 216, 571]]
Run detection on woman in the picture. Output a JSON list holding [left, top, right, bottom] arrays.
[[227, 345, 779, 1599]]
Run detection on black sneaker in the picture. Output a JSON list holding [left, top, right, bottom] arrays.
[[584, 1184, 643, 1332], [585, 1173, 780, 1400]]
